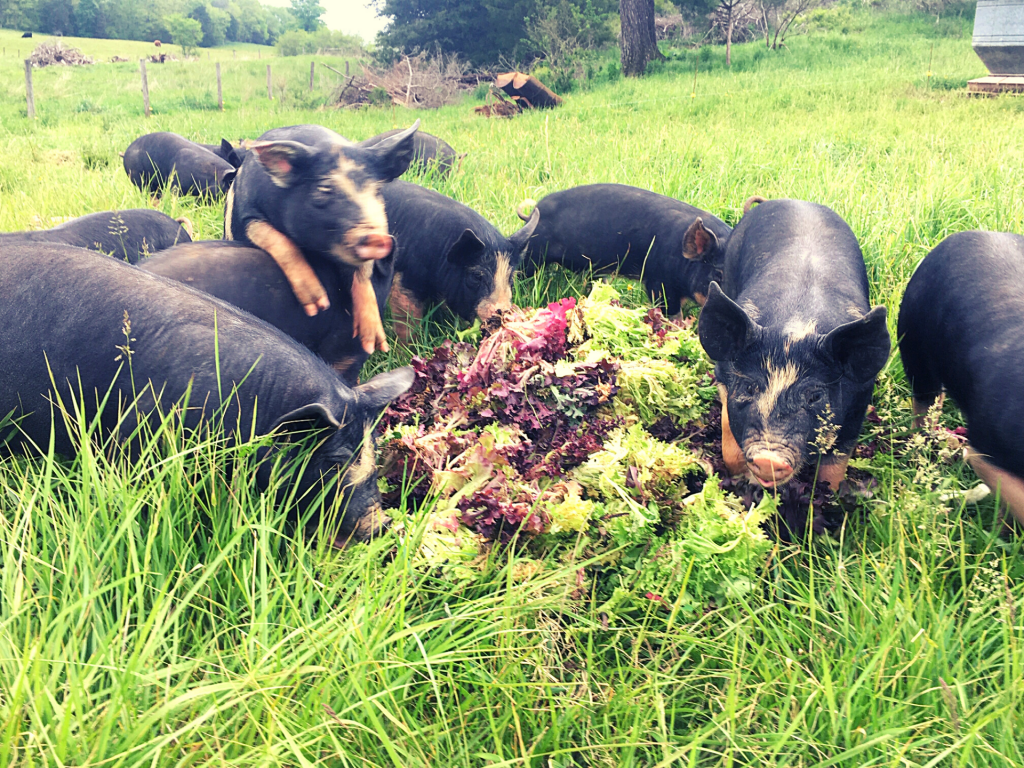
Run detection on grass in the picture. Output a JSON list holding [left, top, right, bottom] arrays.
[[3, 10, 1024, 765]]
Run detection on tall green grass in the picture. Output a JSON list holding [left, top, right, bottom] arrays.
[[3, 12, 1024, 765]]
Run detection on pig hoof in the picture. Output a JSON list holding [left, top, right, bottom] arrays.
[[303, 302, 321, 317]]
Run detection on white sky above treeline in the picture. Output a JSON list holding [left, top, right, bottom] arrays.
[[261, 0, 391, 41]]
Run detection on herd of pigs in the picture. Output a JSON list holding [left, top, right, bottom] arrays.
[[1, 119, 1023, 547]]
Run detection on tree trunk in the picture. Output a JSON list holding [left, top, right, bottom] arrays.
[[620, 0, 663, 77], [726, 9, 735, 66]]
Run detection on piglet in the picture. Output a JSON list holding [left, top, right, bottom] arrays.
[[698, 198, 890, 490], [898, 230, 1024, 523]]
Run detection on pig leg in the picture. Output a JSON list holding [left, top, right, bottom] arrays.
[[245, 221, 330, 317], [719, 385, 747, 476], [965, 446, 1024, 526], [352, 262, 388, 354], [388, 273, 424, 343], [818, 454, 850, 491]]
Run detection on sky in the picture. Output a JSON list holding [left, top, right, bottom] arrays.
[[262, 0, 391, 41]]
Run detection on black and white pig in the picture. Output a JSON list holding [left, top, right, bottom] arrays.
[[123, 132, 239, 197], [138, 240, 393, 387], [517, 183, 731, 313], [898, 230, 1024, 524], [382, 180, 540, 339], [0, 243, 412, 544], [225, 121, 418, 354], [698, 199, 891, 490], [359, 128, 461, 177], [0, 209, 191, 263]]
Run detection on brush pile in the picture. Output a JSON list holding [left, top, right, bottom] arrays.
[[380, 283, 784, 612], [29, 39, 94, 67], [334, 52, 472, 109]]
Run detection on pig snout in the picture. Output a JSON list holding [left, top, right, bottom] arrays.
[[332, 503, 391, 548], [354, 233, 393, 261], [748, 451, 795, 487]]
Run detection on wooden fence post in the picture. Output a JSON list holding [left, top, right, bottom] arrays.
[[267, 64, 272, 99], [24, 60, 35, 119], [139, 59, 150, 117], [310, 60, 315, 91], [216, 62, 223, 110], [345, 60, 350, 76]]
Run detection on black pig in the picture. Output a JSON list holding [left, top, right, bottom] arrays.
[[225, 121, 418, 353], [698, 199, 890, 490], [898, 230, 1024, 523], [517, 183, 731, 313], [359, 129, 461, 177], [0, 243, 412, 544], [381, 180, 540, 338], [123, 132, 238, 197], [0, 209, 191, 263], [139, 240, 393, 386]]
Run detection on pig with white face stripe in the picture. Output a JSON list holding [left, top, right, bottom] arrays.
[[380, 180, 540, 339], [225, 122, 419, 354], [698, 199, 890, 490]]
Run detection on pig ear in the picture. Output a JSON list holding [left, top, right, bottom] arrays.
[[508, 206, 540, 254], [682, 218, 720, 264], [220, 139, 243, 169], [219, 167, 237, 192], [354, 367, 415, 414], [446, 229, 487, 266], [269, 402, 343, 437], [822, 305, 891, 383], [249, 140, 316, 187], [698, 282, 757, 362], [362, 119, 421, 182]]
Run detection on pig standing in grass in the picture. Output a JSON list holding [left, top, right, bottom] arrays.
[[517, 183, 731, 313], [698, 198, 891, 489], [225, 122, 418, 354], [898, 230, 1024, 523], [381, 180, 540, 339], [0, 243, 413, 544]]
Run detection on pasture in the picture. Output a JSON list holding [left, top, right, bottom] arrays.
[[2, 12, 1024, 765]]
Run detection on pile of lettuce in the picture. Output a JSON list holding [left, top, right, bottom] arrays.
[[379, 283, 774, 610]]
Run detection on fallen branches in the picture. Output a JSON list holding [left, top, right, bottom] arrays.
[[333, 52, 471, 109], [29, 39, 93, 67]]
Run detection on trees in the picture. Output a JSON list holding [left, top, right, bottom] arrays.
[[164, 12, 203, 54], [74, 0, 100, 36], [619, 0, 662, 76], [373, 0, 613, 67], [289, 0, 323, 32]]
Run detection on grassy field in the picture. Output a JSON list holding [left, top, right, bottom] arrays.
[[3, 10, 1024, 765]]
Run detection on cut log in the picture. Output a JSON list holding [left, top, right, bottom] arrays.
[[494, 72, 562, 108]]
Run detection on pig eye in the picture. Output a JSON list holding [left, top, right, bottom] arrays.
[[317, 184, 333, 195], [805, 388, 825, 406], [744, 381, 758, 397]]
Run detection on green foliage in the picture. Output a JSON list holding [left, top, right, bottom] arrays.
[[632, 478, 775, 604], [288, 0, 323, 32], [188, 1, 230, 47], [163, 12, 202, 55], [275, 27, 364, 56], [805, 5, 871, 34], [1, 0, 292, 44]]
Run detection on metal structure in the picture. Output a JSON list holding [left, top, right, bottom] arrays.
[[973, 0, 1024, 74]]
